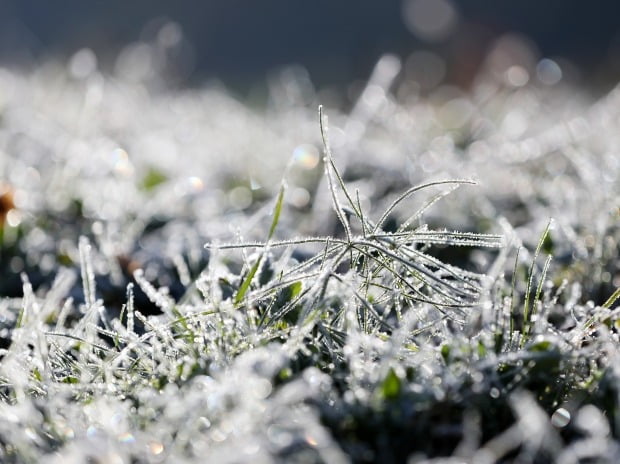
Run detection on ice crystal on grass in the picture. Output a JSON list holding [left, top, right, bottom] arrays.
[[0, 45, 619, 463]]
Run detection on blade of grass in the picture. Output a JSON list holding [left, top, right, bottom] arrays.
[[522, 219, 553, 344], [398, 183, 461, 232], [373, 180, 476, 234], [234, 255, 263, 305], [234, 180, 287, 305], [526, 254, 553, 335], [319, 105, 355, 241], [357, 240, 474, 300], [534, 255, 553, 304], [268, 182, 286, 241], [602, 287, 620, 309], [509, 247, 521, 343], [206, 236, 345, 250]]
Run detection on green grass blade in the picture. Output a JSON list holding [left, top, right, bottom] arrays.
[[522, 219, 553, 342], [234, 256, 262, 305], [509, 247, 521, 341], [602, 287, 620, 309], [534, 255, 552, 304], [235, 180, 286, 305], [268, 182, 286, 241]]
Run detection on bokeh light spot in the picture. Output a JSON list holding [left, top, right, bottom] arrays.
[[228, 186, 252, 210], [187, 176, 204, 193], [292, 144, 320, 169], [438, 97, 474, 129], [118, 432, 136, 444], [537, 58, 562, 85], [149, 441, 165, 455], [69, 48, 97, 79], [288, 187, 311, 209], [158, 22, 183, 48], [6, 209, 21, 227], [505, 65, 530, 87], [405, 51, 446, 90], [111, 148, 135, 177], [402, 0, 459, 42]]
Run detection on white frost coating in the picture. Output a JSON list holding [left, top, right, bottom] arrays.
[[0, 36, 617, 464]]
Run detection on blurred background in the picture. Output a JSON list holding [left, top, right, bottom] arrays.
[[1, 0, 620, 95]]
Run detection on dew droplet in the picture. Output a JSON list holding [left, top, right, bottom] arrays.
[[551, 407, 571, 428]]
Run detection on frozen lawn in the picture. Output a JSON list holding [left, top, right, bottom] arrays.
[[0, 51, 619, 463]]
